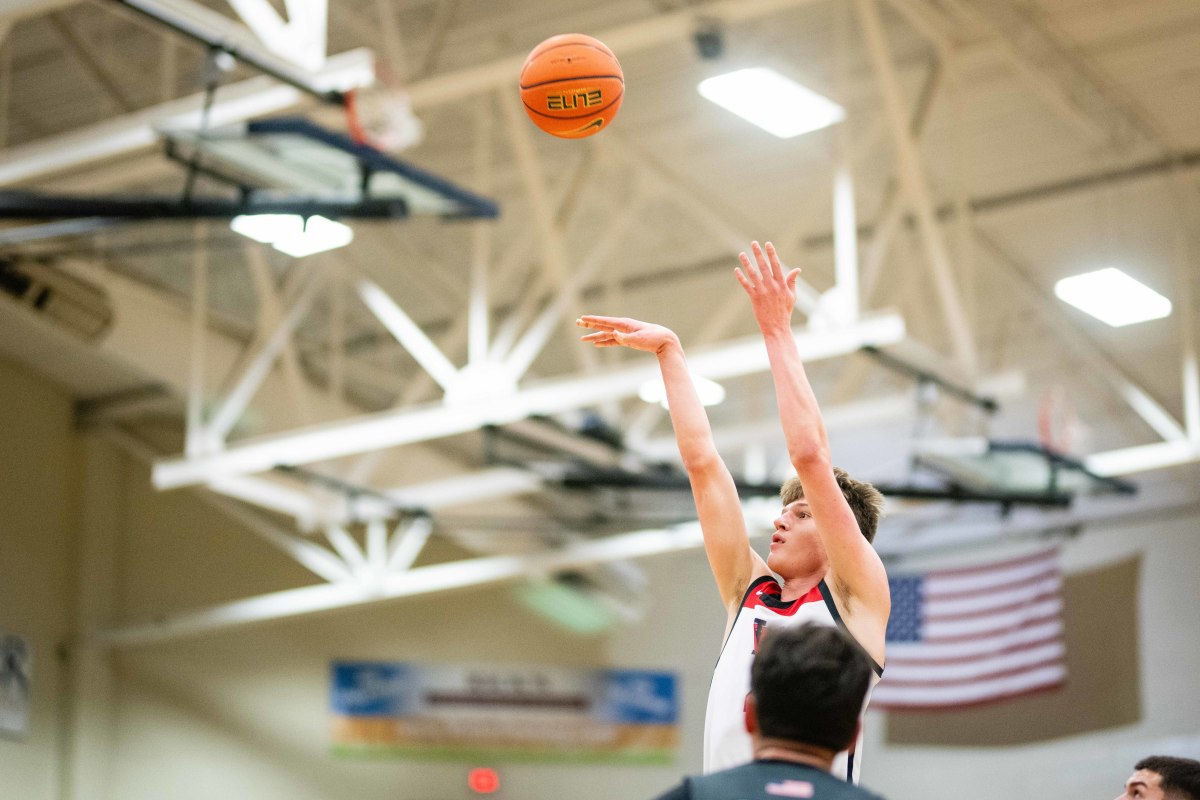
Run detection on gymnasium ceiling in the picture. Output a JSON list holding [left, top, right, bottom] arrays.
[[1, 0, 1198, 636]]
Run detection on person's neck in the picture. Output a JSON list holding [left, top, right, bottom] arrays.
[[753, 737, 837, 771], [778, 565, 827, 602]]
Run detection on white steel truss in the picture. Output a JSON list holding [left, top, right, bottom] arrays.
[[152, 312, 908, 489]]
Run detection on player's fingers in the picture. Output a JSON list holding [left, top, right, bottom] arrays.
[[751, 240, 771, 280], [605, 317, 642, 332], [785, 267, 802, 292], [765, 241, 784, 281], [577, 315, 618, 330], [737, 252, 759, 286], [746, 245, 764, 281], [578, 315, 638, 332], [734, 267, 754, 292]]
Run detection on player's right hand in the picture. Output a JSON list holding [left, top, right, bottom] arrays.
[[734, 240, 801, 333]]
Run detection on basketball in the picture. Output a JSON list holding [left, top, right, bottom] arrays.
[[519, 34, 624, 139]]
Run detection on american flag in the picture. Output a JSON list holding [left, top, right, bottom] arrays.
[[871, 548, 1067, 710]]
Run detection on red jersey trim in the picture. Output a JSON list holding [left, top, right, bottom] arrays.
[[740, 575, 825, 616]]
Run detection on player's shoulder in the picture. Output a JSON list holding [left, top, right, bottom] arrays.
[[802, 766, 887, 800], [651, 780, 691, 800], [688, 761, 886, 800]]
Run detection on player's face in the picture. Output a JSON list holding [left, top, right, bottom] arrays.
[[767, 500, 827, 577], [1115, 770, 1166, 800]]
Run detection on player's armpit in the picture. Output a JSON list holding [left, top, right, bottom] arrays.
[[827, 579, 889, 668]]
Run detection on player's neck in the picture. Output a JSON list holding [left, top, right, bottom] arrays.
[[777, 565, 826, 602], [753, 737, 836, 771]]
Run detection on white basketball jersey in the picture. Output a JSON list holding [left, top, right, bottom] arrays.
[[702, 576, 883, 783]]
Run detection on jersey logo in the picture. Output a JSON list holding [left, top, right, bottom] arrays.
[[766, 780, 814, 797], [753, 618, 767, 654]]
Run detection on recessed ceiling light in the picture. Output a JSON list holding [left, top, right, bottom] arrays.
[[230, 214, 353, 257], [697, 67, 845, 138], [1053, 267, 1172, 327]]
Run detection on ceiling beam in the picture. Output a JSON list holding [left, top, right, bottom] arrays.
[[0, 47, 373, 185], [47, 11, 138, 113], [2, 0, 822, 186], [856, 0, 978, 376], [974, 231, 1190, 446], [87, 479, 1200, 646], [151, 313, 906, 489], [1085, 439, 1200, 477], [403, 0, 825, 109], [114, 0, 335, 97], [0, 0, 77, 24], [938, 0, 1174, 152], [100, 426, 354, 581], [86, 511, 751, 647]]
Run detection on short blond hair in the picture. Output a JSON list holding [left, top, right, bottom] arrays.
[[780, 467, 883, 544]]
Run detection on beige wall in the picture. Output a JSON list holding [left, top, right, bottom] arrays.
[[2, 347, 1198, 800], [0, 355, 79, 800]]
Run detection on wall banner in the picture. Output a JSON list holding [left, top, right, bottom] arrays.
[[331, 661, 678, 763]]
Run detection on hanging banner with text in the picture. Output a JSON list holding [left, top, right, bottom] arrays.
[[331, 661, 678, 763]]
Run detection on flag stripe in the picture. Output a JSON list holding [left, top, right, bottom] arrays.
[[926, 555, 1059, 597], [871, 678, 1066, 711], [928, 549, 1057, 579], [925, 598, 1063, 639], [885, 627, 1063, 664], [920, 611, 1062, 645], [924, 573, 1061, 613], [925, 584, 1061, 622], [924, 562, 1060, 602], [881, 642, 1065, 682], [872, 664, 1066, 706]]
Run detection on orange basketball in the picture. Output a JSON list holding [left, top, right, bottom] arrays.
[[519, 34, 624, 139]]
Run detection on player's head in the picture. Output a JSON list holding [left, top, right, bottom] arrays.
[[745, 622, 872, 753], [779, 467, 882, 543], [769, 468, 883, 576], [1117, 757, 1200, 800]]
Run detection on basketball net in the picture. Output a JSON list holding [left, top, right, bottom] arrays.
[[1037, 385, 1077, 454], [344, 69, 424, 152]]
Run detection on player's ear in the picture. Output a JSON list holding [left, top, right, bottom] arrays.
[[743, 694, 759, 735]]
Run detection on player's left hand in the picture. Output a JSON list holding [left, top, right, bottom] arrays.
[[734, 241, 801, 331], [576, 315, 680, 355]]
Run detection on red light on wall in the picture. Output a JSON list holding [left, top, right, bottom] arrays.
[[468, 767, 500, 794]]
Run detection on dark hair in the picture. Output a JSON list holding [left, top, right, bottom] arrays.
[[1136, 756, 1200, 800], [780, 467, 883, 544], [750, 622, 872, 752]]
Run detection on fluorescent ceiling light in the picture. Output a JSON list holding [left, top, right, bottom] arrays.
[[1054, 267, 1172, 327], [230, 214, 353, 257], [639, 373, 726, 408], [230, 213, 299, 244], [698, 67, 845, 138]]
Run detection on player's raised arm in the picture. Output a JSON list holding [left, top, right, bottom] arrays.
[[577, 315, 768, 615], [733, 244, 890, 624]]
